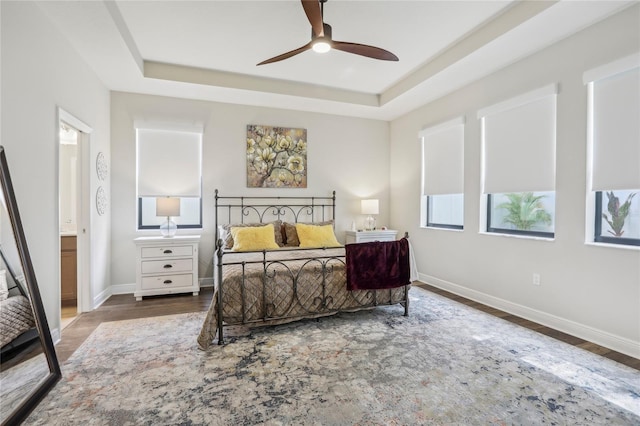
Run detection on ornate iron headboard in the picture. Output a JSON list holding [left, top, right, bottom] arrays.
[[214, 189, 336, 249]]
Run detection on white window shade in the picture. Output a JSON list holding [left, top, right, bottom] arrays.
[[479, 85, 557, 194], [420, 118, 465, 195], [591, 66, 640, 191], [137, 128, 202, 197]]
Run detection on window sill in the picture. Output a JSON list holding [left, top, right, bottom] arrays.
[[137, 228, 203, 234], [422, 226, 464, 233], [584, 242, 640, 251], [479, 231, 554, 242]]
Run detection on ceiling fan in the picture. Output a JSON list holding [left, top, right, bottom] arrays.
[[257, 0, 399, 66]]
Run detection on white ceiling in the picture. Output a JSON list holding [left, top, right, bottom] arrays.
[[37, 0, 634, 121]]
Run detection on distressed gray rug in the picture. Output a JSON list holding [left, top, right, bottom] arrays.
[[26, 287, 639, 425]]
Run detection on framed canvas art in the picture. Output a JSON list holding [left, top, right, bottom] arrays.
[[246, 124, 307, 188]]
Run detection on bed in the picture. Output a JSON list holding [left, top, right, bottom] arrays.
[[0, 248, 38, 360], [197, 190, 411, 349]]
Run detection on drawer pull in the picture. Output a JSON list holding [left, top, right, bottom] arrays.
[[163, 280, 172, 284], [163, 249, 173, 254], [163, 264, 173, 269]]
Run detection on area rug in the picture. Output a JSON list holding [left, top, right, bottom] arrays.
[[1, 353, 50, 420], [25, 287, 639, 425]]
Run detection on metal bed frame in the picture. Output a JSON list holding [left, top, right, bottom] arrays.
[[212, 190, 409, 345]]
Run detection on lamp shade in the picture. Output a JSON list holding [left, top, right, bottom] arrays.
[[361, 199, 379, 215], [156, 197, 181, 217]]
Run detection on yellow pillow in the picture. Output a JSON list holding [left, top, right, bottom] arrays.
[[230, 224, 279, 251], [296, 223, 341, 248]]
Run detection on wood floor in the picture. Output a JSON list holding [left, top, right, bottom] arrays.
[[60, 304, 78, 331], [56, 283, 639, 370], [415, 283, 639, 370], [56, 288, 214, 363]]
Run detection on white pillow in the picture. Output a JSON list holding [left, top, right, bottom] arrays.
[[217, 225, 229, 248], [0, 270, 8, 301]]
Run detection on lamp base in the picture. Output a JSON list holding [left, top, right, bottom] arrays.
[[159, 218, 177, 238], [364, 215, 376, 231]]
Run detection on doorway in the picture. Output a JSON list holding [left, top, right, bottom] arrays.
[[58, 108, 93, 335], [59, 122, 79, 329]]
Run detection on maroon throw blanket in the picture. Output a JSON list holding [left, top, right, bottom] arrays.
[[346, 238, 411, 291]]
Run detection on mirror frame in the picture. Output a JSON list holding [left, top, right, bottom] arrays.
[[0, 146, 61, 425]]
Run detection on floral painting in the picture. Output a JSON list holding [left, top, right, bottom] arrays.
[[246, 124, 307, 188]]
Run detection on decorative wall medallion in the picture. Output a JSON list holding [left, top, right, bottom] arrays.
[[96, 186, 107, 216], [96, 152, 108, 181]]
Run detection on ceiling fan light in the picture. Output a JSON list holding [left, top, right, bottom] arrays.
[[312, 40, 331, 54]]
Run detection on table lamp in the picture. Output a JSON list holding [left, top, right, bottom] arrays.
[[156, 197, 180, 238], [361, 199, 379, 231]]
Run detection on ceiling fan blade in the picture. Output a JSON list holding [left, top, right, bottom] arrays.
[[257, 42, 313, 66], [332, 41, 399, 61], [301, 0, 324, 37]]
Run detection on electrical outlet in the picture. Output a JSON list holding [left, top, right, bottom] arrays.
[[532, 273, 541, 286]]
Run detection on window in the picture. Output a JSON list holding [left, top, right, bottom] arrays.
[[138, 197, 202, 229], [136, 125, 203, 230], [478, 85, 557, 238], [487, 192, 555, 237], [595, 190, 639, 246], [427, 194, 464, 229], [585, 55, 639, 246], [420, 117, 465, 230]]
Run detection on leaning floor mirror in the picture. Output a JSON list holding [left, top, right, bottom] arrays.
[[0, 146, 61, 425]]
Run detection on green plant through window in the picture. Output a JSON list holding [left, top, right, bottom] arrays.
[[497, 192, 552, 231], [602, 191, 636, 237]]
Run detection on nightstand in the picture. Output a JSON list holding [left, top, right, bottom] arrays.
[[134, 235, 200, 301], [345, 229, 398, 244]]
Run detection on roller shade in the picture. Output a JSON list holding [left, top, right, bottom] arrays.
[[587, 60, 639, 191], [137, 128, 202, 197], [420, 117, 465, 195], [479, 85, 557, 194]]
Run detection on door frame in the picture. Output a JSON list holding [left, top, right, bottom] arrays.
[[58, 108, 92, 314]]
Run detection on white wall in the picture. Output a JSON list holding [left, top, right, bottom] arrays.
[[110, 92, 390, 288], [1, 1, 111, 336], [390, 6, 640, 357]]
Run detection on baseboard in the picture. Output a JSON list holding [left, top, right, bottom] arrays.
[[111, 283, 136, 295], [51, 328, 60, 345], [199, 277, 214, 288], [419, 273, 640, 359], [93, 286, 113, 309]]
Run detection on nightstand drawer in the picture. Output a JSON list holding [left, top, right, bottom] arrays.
[[141, 245, 193, 258], [356, 235, 391, 243], [141, 274, 193, 290], [345, 230, 398, 244], [141, 258, 193, 274]]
